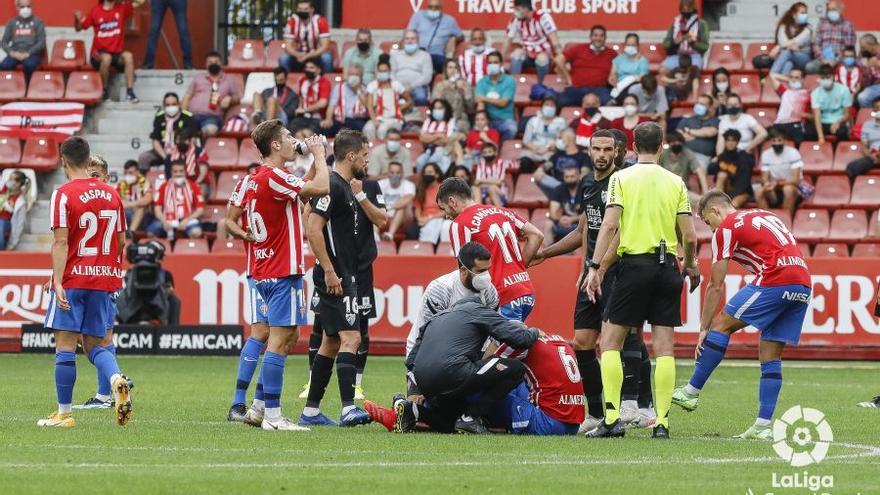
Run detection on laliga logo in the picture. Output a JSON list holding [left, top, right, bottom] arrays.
[[772, 405, 833, 467]]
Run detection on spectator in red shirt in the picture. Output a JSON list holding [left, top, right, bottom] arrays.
[[74, 0, 144, 102], [611, 94, 651, 150], [279, 0, 333, 75], [147, 159, 205, 239], [289, 58, 331, 134], [182, 51, 243, 137], [558, 24, 616, 106]]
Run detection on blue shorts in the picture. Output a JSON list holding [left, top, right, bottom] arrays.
[[253, 276, 308, 327], [105, 291, 118, 332], [499, 294, 535, 322], [246, 277, 269, 326], [724, 284, 811, 345], [44, 288, 114, 338], [480, 186, 507, 205], [492, 383, 579, 436]]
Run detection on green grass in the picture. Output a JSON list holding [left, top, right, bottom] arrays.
[[0, 354, 878, 494]]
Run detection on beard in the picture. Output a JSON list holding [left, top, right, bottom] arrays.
[[353, 168, 366, 180]]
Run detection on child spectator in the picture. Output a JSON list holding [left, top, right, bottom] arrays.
[[835, 45, 861, 95], [472, 142, 511, 206]]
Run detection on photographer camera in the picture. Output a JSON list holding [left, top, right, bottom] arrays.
[[116, 240, 180, 325]]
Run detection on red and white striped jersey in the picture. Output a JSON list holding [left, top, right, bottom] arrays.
[[238, 166, 310, 280], [473, 158, 511, 196], [711, 209, 811, 287], [420, 117, 456, 137], [458, 47, 496, 86], [283, 14, 330, 53], [154, 178, 205, 222], [50, 178, 126, 292], [298, 75, 331, 118], [450, 203, 534, 305], [834, 65, 862, 93], [230, 171, 259, 277], [366, 80, 407, 120], [506, 9, 557, 59]]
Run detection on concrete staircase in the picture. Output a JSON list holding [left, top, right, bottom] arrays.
[[717, 0, 828, 41]]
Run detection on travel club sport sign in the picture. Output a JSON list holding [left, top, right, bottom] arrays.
[[1, 252, 879, 358]]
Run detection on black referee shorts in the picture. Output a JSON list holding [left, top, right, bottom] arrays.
[[604, 254, 684, 328], [573, 263, 620, 331]]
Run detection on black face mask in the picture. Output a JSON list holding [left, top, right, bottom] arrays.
[[296, 11, 310, 20], [276, 82, 286, 90], [670, 144, 683, 154], [772, 143, 785, 154], [207, 63, 221, 76], [727, 106, 742, 116], [357, 42, 370, 52], [564, 180, 579, 189], [422, 174, 437, 184], [482, 154, 496, 162], [585, 107, 599, 117], [304, 70, 317, 80]]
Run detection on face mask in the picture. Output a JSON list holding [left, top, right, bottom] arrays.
[[624, 45, 638, 56], [173, 177, 186, 186], [670, 143, 683, 154], [827, 10, 840, 22], [487, 63, 501, 76], [542, 105, 556, 118], [5, 179, 15, 189], [716, 81, 729, 92], [820, 78, 833, 89], [422, 174, 436, 184], [447, 72, 460, 82], [207, 63, 221, 76], [623, 104, 638, 116], [18, 7, 31, 18], [376, 71, 390, 82], [514, 9, 527, 19], [772, 143, 785, 154], [347, 75, 361, 86], [694, 103, 708, 116], [357, 42, 370, 52], [431, 109, 445, 121], [796, 13, 808, 24], [426, 9, 440, 19], [471, 44, 486, 54], [124, 174, 137, 185], [386, 140, 400, 153], [591, 43, 604, 52], [585, 107, 599, 117], [680, 10, 693, 16], [304, 70, 317, 80], [296, 11, 310, 20], [471, 271, 492, 292], [389, 175, 402, 187], [727, 106, 741, 115], [789, 80, 803, 90], [482, 154, 496, 162], [844, 56, 855, 67], [404, 43, 418, 54], [165, 105, 179, 117], [564, 180, 579, 189], [556, 138, 566, 150]]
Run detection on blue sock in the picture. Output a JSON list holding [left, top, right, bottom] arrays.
[[96, 344, 115, 397], [254, 380, 264, 401], [688, 330, 730, 391], [87, 346, 120, 390], [233, 337, 263, 406], [758, 360, 783, 421], [261, 351, 286, 410], [55, 351, 77, 407]]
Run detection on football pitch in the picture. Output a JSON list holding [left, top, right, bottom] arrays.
[[0, 354, 878, 495]]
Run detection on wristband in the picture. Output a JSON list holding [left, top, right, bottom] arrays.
[[588, 261, 601, 270], [355, 191, 367, 202]]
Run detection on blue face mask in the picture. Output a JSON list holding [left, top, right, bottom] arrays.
[[542, 105, 556, 118], [796, 13, 808, 25], [827, 10, 840, 22], [844, 56, 856, 67], [404, 43, 418, 54], [425, 9, 440, 20], [694, 103, 708, 116]]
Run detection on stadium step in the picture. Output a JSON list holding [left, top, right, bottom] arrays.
[[82, 133, 152, 172], [718, 0, 789, 37]]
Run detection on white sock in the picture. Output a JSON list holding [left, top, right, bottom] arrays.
[[251, 399, 265, 411], [622, 400, 638, 410], [302, 406, 320, 417], [95, 393, 111, 402], [109, 373, 123, 386], [684, 384, 701, 396], [265, 407, 281, 421], [341, 405, 356, 416], [755, 418, 771, 427], [58, 403, 72, 414], [355, 373, 363, 387]]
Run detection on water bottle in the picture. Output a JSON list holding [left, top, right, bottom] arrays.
[[63, 42, 75, 60], [242, 43, 254, 61], [294, 135, 328, 155]]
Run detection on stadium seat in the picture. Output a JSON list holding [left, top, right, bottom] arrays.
[[730, 73, 760, 105], [204, 137, 239, 169], [19, 134, 59, 171], [759, 77, 781, 105], [871, 210, 880, 239], [808, 175, 850, 207], [530, 208, 550, 233], [227, 39, 266, 71], [237, 138, 262, 167], [706, 43, 744, 71], [640, 42, 666, 70], [0, 133, 21, 167], [380, 40, 402, 53], [213, 171, 245, 203], [855, 108, 872, 128], [698, 242, 712, 259], [851, 176, 880, 208], [241, 72, 274, 106], [832, 141, 862, 172], [749, 107, 777, 128], [791, 209, 829, 243], [436, 242, 455, 257], [812, 243, 849, 258], [47, 39, 87, 71], [26, 71, 64, 101], [852, 243, 880, 258], [200, 206, 227, 225], [377, 240, 397, 256], [513, 74, 538, 107], [212, 238, 246, 254], [767, 209, 793, 229], [0, 71, 25, 102], [694, 217, 713, 242], [827, 209, 867, 242], [520, 106, 539, 120], [560, 106, 582, 122], [499, 140, 523, 163], [265, 40, 289, 69], [174, 238, 210, 254], [543, 74, 568, 94], [744, 42, 775, 71], [398, 240, 436, 256], [508, 207, 530, 222], [63, 71, 103, 104], [401, 139, 423, 158], [510, 174, 547, 208], [669, 107, 690, 120], [799, 142, 834, 174]]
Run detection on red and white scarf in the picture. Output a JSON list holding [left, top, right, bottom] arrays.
[[162, 181, 197, 221], [374, 81, 402, 120], [334, 82, 367, 121], [674, 14, 700, 54]]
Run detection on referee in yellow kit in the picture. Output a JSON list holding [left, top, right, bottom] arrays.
[[583, 122, 700, 439]]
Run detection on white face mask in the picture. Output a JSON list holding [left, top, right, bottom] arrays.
[[165, 105, 180, 117], [820, 78, 833, 89], [623, 104, 638, 116], [716, 81, 729, 92], [173, 176, 186, 186], [385, 140, 400, 153], [347, 75, 361, 87], [789, 80, 803, 90], [124, 174, 137, 185], [471, 44, 486, 54], [487, 63, 501, 76], [18, 7, 31, 18], [471, 271, 492, 292], [624, 45, 638, 56], [5, 180, 14, 189]]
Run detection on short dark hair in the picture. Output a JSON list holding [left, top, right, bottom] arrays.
[[457, 241, 491, 270], [818, 63, 835, 77], [386, 128, 402, 139], [590, 129, 616, 144], [163, 92, 179, 104], [541, 94, 559, 112], [170, 158, 187, 169], [625, 32, 640, 44], [296, 0, 315, 6], [273, 66, 289, 77], [633, 121, 664, 154], [514, 0, 533, 9], [377, 53, 391, 68], [843, 44, 856, 53], [722, 128, 742, 142], [487, 51, 503, 63], [437, 177, 472, 203], [667, 131, 685, 144], [304, 57, 321, 72], [123, 159, 138, 171], [767, 127, 786, 140], [205, 50, 222, 60], [698, 190, 733, 214], [590, 25, 606, 35], [251, 119, 286, 157], [640, 73, 657, 92], [247, 162, 260, 173], [605, 128, 628, 149], [334, 129, 369, 162], [388, 161, 404, 172], [873, 97, 880, 108], [481, 140, 498, 152], [60, 136, 90, 168], [727, 93, 742, 104]]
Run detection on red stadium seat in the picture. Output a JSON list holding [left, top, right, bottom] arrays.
[[670, 107, 690, 119], [698, 242, 712, 260], [499, 140, 523, 164], [377, 240, 397, 256], [706, 43, 744, 71], [47, 39, 87, 71], [436, 241, 455, 257], [855, 108, 872, 128], [227, 40, 266, 71], [401, 139, 423, 158], [398, 240, 436, 256], [265, 40, 290, 69], [852, 243, 880, 258], [851, 176, 880, 207], [696, 75, 713, 96], [767, 209, 793, 229], [19, 134, 59, 171], [694, 217, 712, 242], [808, 175, 850, 207], [0, 133, 21, 167], [749, 107, 777, 128], [508, 207, 530, 222], [0, 71, 25, 102], [871, 210, 880, 239], [730, 73, 760, 105], [530, 208, 551, 233], [380, 40, 402, 54], [640, 42, 666, 70], [760, 77, 781, 105], [832, 141, 862, 172], [63, 71, 103, 104], [510, 174, 547, 208], [744, 42, 775, 71], [827, 209, 867, 242], [513, 74, 538, 107], [26, 71, 64, 101], [791, 209, 829, 243], [200, 206, 227, 225], [543, 74, 568, 94], [560, 106, 582, 122], [799, 141, 834, 174], [204, 137, 239, 169], [237, 138, 262, 167], [520, 106, 539, 120], [812, 243, 849, 258], [213, 171, 245, 203], [453, 41, 471, 58], [212, 238, 246, 254], [174, 238, 210, 254]]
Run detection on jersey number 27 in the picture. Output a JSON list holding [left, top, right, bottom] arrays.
[[77, 210, 119, 256]]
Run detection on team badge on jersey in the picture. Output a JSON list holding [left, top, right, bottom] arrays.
[[345, 311, 356, 326], [315, 195, 331, 212]]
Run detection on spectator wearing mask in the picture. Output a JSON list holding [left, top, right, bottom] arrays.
[[416, 98, 463, 173], [0, 170, 28, 250], [289, 58, 331, 134], [450, 165, 472, 184], [769, 69, 811, 146], [505, 0, 564, 85], [544, 166, 580, 244], [143, 0, 193, 69], [378, 161, 416, 241], [659, 131, 708, 204], [806, 0, 856, 74], [342, 29, 380, 83], [475, 51, 517, 140], [710, 67, 732, 116], [662, 52, 700, 103], [709, 129, 756, 207], [75, 0, 144, 102], [716, 93, 767, 155], [117, 160, 153, 232], [845, 97, 880, 179], [676, 93, 720, 167], [139, 91, 198, 171], [391, 29, 434, 106], [859, 33, 878, 60], [407, 0, 463, 74], [464, 110, 500, 169], [433, 59, 474, 133], [0, 0, 45, 82], [770, 2, 813, 76], [609, 33, 649, 96], [757, 128, 804, 215], [411, 162, 451, 243], [368, 129, 413, 178], [807, 63, 853, 143], [627, 74, 669, 128], [364, 56, 412, 140], [534, 128, 591, 198], [568, 92, 612, 148], [322, 63, 369, 136], [660, 0, 709, 76], [252, 66, 299, 128], [472, 141, 511, 206], [182, 51, 243, 136], [458, 28, 495, 87], [558, 24, 616, 105], [835, 45, 861, 94], [280, 0, 333, 74], [857, 53, 880, 108], [148, 159, 205, 239], [610, 94, 651, 150], [520, 95, 566, 173], [170, 127, 209, 195]]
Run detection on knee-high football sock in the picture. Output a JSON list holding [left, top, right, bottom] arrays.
[[260, 351, 286, 420], [252, 364, 265, 410], [87, 346, 121, 392], [95, 344, 115, 399], [55, 351, 77, 413], [232, 337, 263, 406], [621, 333, 642, 402], [638, 342, 653, 409], [576, 349, 603, 418], [758, 360, 783, 424], [600, 350, 623, 424], [654, 356, 676, 428], [307, 323, 322, 370], [336, 352, 357, 410], [305, 354, 334, 412], [686, 330, 730, 394], [356, 319, 369, 386]]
